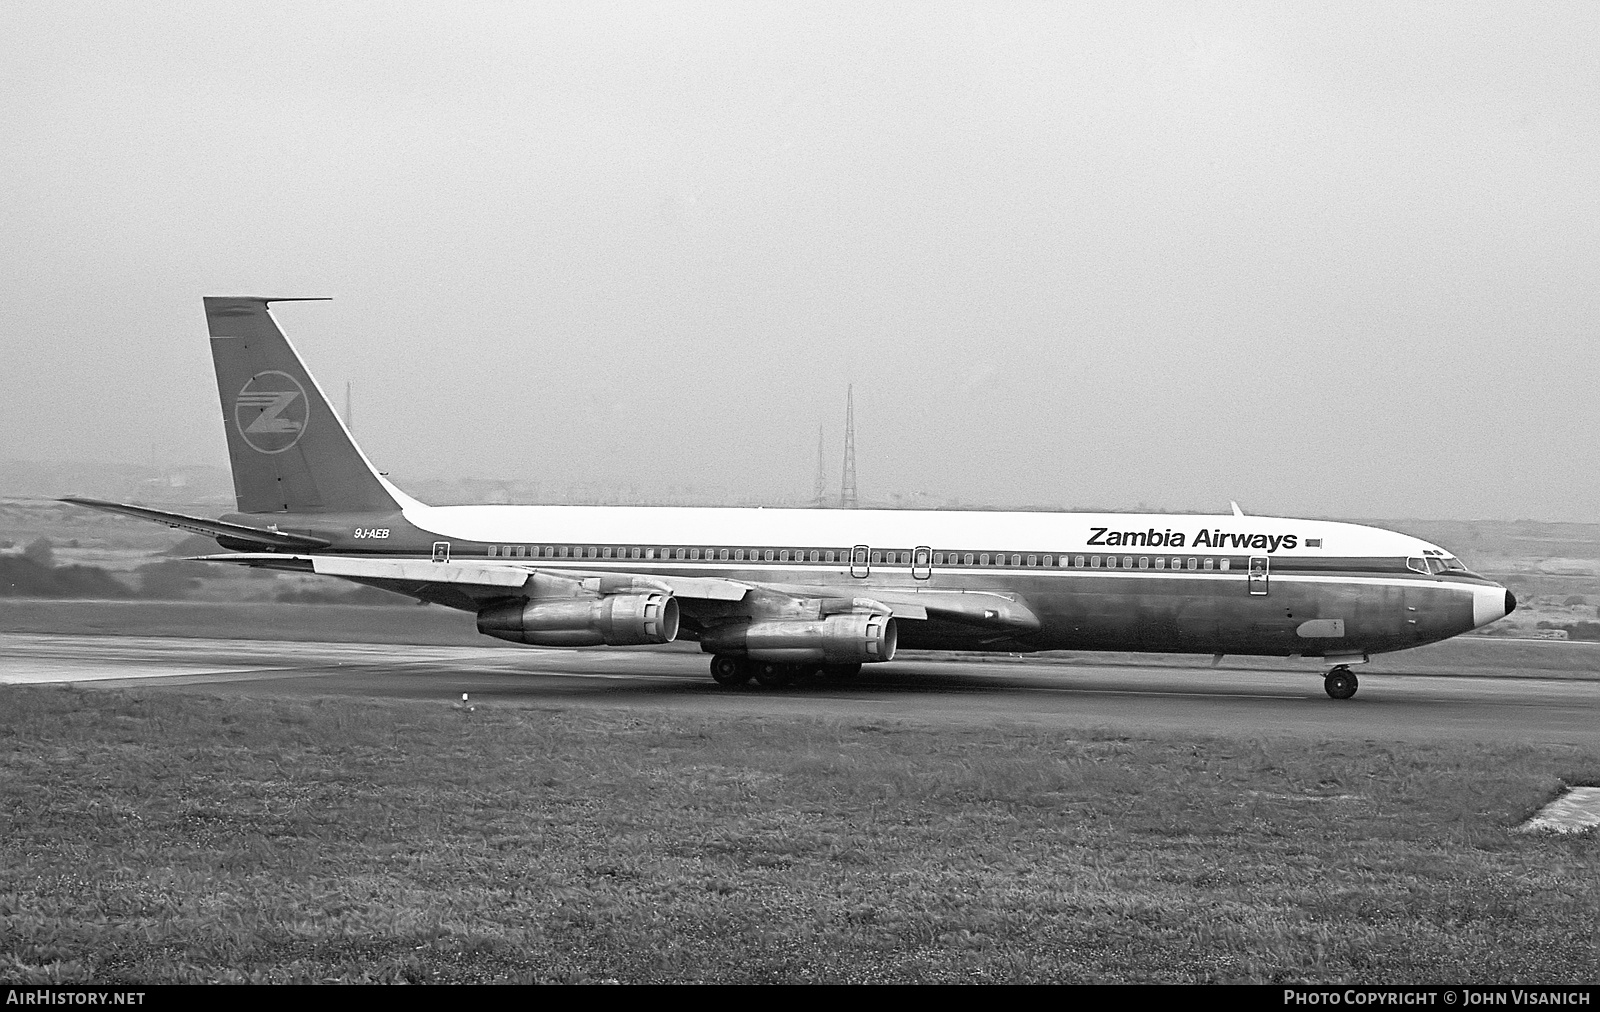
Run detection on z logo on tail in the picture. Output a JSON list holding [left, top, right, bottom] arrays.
[[235, 371, 309, 454]]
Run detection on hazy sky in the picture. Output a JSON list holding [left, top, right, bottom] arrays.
[[3, 2, 1596, 520]]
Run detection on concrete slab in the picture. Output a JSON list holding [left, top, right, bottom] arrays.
[[1519, 786, 1600, 833]]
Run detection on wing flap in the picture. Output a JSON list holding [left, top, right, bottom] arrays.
[[311, 555, 530, 587], [189, 554, 747, 600], [856, 589, 1039, 631]]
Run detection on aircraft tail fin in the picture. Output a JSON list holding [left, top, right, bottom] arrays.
[[204, 297, 413, 515]]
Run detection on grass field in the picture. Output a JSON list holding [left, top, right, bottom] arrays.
[[2, 685, 1597, 983]]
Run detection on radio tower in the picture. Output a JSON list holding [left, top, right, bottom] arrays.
[[840, 385, 858, 509], [812, 424, 827, 507]]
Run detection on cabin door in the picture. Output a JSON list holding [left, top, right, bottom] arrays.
[[432, 541, 451, 563], [851, 545, 870, 579], [1248, 555, 1269, 595]]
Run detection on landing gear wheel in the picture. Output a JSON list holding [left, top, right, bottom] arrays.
[[710, 654, 749, 686], [751, 661, 796, 688], [1324, 666, 1359, 700], [822, 663, 862, 681]]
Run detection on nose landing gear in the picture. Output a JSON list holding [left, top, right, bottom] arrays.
[[1324, 665, 1359, 699]]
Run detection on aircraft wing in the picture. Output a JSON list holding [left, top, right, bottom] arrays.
[[191, 554, 754, 611], [850, 588, 1039, 633], [190, 554, 1034, 634], [61, 497, 332, 551]]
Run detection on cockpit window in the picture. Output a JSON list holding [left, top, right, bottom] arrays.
[[1406, 557, 1429, 575], [1426, 557, 1447, 575], [1439, 556, 1467, 572]]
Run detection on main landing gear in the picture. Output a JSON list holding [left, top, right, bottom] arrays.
[[1324, 665, 1359, 700], [708, 655, 862, 689]]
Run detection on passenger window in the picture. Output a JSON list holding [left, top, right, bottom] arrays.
[[824, 550, 835, 563], [1155, 557, 1166, 569], [1219, 558, 1230, 571], [1203, 558, 1213, 570], [675, 549, 685, 560], [602, 547, 612, 558], [1074, 555, 1085, 567], [1009, 554, 1020, 565], [690, 549, 700, 560], [1139, 557, 1149, 569], [1122, 556, 1132, 568], [1026, 555, 1036, 566], [516, 546, 527, 558], [1187, 558, 1197, 570], [764, 550, 774, 562], [1043, 555, 1052, 566], [777, 550, 787, 562], [961, 553, 971, 565], [1091, 556, 1102, 568], [979, 553, 990, 565], [719, 549, 729, 561]]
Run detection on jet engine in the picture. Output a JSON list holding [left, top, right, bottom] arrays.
[[698, 613, 896, 664], [476, 593, 679, 647]]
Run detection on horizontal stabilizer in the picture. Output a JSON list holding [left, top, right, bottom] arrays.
[[61, 497, 331, 550]]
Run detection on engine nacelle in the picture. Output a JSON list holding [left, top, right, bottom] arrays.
[[699, 613, 896, 664], [477, 593, 679, 647]]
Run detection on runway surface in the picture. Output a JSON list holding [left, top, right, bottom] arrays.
[[4, 632, 1598, 744]]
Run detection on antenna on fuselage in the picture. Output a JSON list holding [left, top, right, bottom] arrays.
[[1230, 501, 1245, 517]]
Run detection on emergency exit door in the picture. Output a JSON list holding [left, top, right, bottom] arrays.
[[1248, 555, 1269, 595]]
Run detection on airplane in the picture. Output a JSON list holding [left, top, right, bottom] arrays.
[[64, 296, 1517, 699]]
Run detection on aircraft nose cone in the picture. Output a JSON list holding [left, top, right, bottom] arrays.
[[1473, 585, 1515, 627]]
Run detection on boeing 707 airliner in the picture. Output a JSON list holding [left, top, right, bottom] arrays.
[[66, 297, 1516, 698]]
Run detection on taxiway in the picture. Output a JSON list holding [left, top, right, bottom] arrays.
[[3, 632, 1596, 744]]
